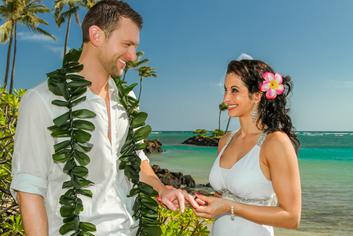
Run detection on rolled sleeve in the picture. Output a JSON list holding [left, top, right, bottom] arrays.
[[136, 150, 149, 162], [11, 174, 47, 198], [11, 89, 53, 200]]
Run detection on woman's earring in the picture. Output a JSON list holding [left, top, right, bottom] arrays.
[[251, 105, 258, 123]]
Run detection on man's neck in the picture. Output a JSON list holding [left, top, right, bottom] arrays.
[[78, 48, 110, 98]]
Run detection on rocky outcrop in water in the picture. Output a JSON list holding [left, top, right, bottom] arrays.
[[144, 139, 163, 154], [182, 136, 219, 146], [152, 164, 196, 188]]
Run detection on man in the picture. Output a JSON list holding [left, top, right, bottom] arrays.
[[11, 1, 198, 235]]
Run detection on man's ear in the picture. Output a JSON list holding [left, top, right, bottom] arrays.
[[88, 25, 105, 46]]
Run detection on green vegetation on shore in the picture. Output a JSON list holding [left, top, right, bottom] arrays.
[[185, 102, 231, 146], [0, 88, 25, 235]]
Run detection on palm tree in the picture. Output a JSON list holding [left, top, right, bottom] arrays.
[[122, 51, 148, 81], [9, 0, 55, 94], [193, 129, 208, 137], [137, 66, 156, 101], [225, 117, 231, 133], [218, 102, 227, 130], [1, 0, 54, 93], [0, 0, 20, 90], [54, 0, 95, 56]]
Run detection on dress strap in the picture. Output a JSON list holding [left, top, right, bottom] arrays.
[[218, 131, 237, 156], [257, 132, 267, 146]]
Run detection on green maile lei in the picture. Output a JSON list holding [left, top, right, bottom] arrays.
[[47, 49, 161, 236]]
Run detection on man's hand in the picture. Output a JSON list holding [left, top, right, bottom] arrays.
[[157, 186, 200, 212], [140, 160, 200, 212]]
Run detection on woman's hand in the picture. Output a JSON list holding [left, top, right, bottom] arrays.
[[193, 194, 232, 219]]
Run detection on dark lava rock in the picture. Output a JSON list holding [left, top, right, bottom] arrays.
[[144, 139, 163, 154], [152, 164, 196, 188], [182, 136, 219, 146], [181, 175, 196, 188]]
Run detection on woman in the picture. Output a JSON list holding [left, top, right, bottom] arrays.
[[194, 58, 301, 235]]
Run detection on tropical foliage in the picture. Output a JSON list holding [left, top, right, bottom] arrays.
[[159, 206, 211, 236], [122, 51, 157, 101], [123, 51, 148, 81], [209, 129, 225, 139], [0, 88, 25, 235], [193, 129, 208, 137]]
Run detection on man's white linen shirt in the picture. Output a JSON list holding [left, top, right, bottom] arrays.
[[11, 78, 149, 236]]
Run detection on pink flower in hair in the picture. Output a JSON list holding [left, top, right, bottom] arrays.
[[260, 72, 285, 100]]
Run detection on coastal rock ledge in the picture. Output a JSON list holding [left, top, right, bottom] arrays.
[[182, 136, 219, 146], [144, 139, 163, 154], [152, 165, 196, 188]]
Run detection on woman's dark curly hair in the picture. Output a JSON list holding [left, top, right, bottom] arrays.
[[226, 59, 300, 151]]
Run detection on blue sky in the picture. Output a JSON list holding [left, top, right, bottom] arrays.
[[1, 0, 353, 131]]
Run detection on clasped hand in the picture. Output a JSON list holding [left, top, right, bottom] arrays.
[[192, 193, 232, 219], [158, 187, 231, 219], [157, 186, 199, 213]]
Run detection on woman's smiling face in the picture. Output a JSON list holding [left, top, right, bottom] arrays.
[[223, 73, 259, 118]]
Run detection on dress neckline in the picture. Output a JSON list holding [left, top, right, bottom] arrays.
[[218, 131, 266, 170]]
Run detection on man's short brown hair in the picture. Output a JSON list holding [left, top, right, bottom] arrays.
[[81, 0, 143, 42]]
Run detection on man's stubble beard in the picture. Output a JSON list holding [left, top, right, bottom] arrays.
[[109, 56, 123, 78]]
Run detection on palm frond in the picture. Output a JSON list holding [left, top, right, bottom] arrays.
[[0, 20, 13, 43], [26, 4, 50, 14], [61, 6, 79, 20], [30, 26, 56, 40]]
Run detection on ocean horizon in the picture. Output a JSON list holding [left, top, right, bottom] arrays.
[[147, 131, 353, 236]]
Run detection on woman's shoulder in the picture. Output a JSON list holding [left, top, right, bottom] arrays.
[[262, 131, 297, 161], [263, 131, 291, 144]]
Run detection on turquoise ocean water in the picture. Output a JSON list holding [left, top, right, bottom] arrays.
[[148, 131, 353, 235]]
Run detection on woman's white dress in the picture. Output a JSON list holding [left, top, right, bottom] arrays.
[[209, 131, 276, 236]]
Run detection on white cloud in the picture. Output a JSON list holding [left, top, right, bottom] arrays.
[[44, 45, 64, 58], [212, 73, 226, 94], [17, 32, 55, 42], [340, 80, 353, 88], [328, 79, 353, 89]]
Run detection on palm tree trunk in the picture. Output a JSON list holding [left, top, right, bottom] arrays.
[[122, 68, 128, 81], [9, 24, 17, 94], [218, 110, 222, 130], [2, 27, 14, 90], [63, 14, 71, 57], [225, 117, 231, 133], [138, 77, 143, 101]]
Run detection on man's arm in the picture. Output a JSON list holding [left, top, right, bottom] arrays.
[[139, 160, 199, 212], [10, 90, 53, 235], [17, 192, 48, 236], [139, 160, 166, 194]]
